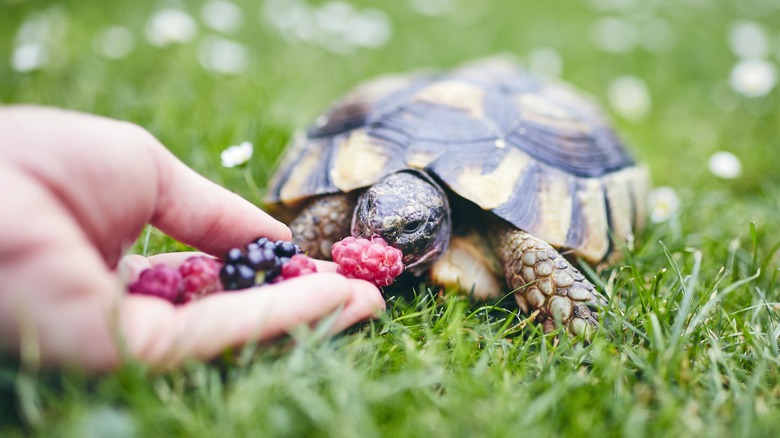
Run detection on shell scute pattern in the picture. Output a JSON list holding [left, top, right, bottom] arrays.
[[266, 57, 648, 263]]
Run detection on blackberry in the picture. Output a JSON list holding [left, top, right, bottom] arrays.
[[246, 244, 277, 271], [220, 238, 305, 289], [274, 240, 301, 257], [219, 263, 257, 290], [225, 247, 245, 264]]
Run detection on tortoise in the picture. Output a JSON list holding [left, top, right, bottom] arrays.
[[265, 56, 650, 335]]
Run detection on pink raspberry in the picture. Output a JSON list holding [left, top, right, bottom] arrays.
[[128, 265, 183, 303], [331, 237, 404, 287], [280, 254, 318, 280], [179, 256, 222, 300]]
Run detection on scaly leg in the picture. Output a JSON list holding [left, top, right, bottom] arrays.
[[496, 226, 607, 336], [289, 194, 357, 260]]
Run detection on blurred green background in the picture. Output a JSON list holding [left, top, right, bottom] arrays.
[[2, 0, 778, 197], [3, 0, 780, 436]]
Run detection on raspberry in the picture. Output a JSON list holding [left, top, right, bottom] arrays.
[[331, 237, 404, 287], [179, 256, 222, 299], [280, 254, 318, 280], [128, 265, 183, 302]]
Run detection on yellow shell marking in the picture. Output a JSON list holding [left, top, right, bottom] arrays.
[[630, 165, 651, 233], [329, 130, 389, 192], [602, 168, 636, 250], [534, 170, 573, 248], [517, 93, 591, 134], [279, 135, 325, 204], [573, 178, 609, 264], [405, 148, 446, 169], [452, 148, 533, 210], [415, 80, 485, 118]]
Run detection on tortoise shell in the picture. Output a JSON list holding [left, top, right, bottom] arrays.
[[266, 57, 650, 264]]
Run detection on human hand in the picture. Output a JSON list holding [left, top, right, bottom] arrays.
[[0, 106, 385, 371]]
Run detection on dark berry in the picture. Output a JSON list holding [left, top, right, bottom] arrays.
[[274, 241, 300, 257], [265, 256, 288, 281], [255, 237, 270, 247], [246, 246, 277, 271], [225, 247, 245, 264], [220, 263, 257, 290]]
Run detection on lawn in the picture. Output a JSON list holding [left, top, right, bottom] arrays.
[[2, 0, 780, 436]]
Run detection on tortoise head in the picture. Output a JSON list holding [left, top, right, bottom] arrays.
[[351, 171, 451, 273]]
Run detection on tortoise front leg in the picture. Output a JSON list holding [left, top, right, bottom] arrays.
[[289, 193, 357, 260], [496, 226, 607, 337]]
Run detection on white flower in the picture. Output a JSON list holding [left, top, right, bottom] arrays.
[[314, 1, 355, 34], [408, 0, 454, 16], [11, 8, 68, 72], [588, 0, 639, 11], [729, 58, 777, 97], [221, 141, 253, 168], [93, 26, 134, 59], [262, 0, 391, 52], [607, 75, 651, 121], [729, 20, 768, 59], [648, 186, 680, 224], [527, 47, 563, 78], [349, 9, 392, 48], [201, 0, 243, 34], [11, 42, 47, 72], [145, 8, 197, 47], [589, 17, 637, 53], [708, 151, 742, 179], [640, 17, 677, 53], [198, 36, 248, 74]]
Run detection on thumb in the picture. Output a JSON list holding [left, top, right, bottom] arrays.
[[149, 146, 291, 256], [120, 273, 385, 369]]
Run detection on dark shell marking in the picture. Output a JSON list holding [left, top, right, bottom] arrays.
[[266, 57, 649, 264]]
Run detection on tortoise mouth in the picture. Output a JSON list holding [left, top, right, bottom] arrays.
[[351, 215, 447, 273], [350, 171, 452, 272]]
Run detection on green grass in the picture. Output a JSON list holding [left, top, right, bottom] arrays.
[[3, 0, 780, 436]]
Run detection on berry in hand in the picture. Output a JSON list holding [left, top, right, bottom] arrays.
[[220, 238, 304, 289], [331, 236, 404, 287], [219, 262, 257, 291], [128, 265, 184, 302], [280, 254, 318, 280], [179, 256, 222, 298]]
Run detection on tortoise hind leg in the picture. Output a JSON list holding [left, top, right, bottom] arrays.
[[495, 225, 607, 337], [289, 193, 357, 260]]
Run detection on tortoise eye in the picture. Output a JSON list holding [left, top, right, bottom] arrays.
[[404, 220, 423, 233]]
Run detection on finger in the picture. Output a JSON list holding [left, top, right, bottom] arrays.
[[0, 162, 124, 371], [146, 252, 212, 268], [117, 252, 214, 284], [117, 255, 151, 284], [312, 259, 339, 273], [120, 273, 384, 369], [323, 279, 386, 334], [1, 106, 290, 261], [150, 146, 291, 256], [120, 252, 338, 287]]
